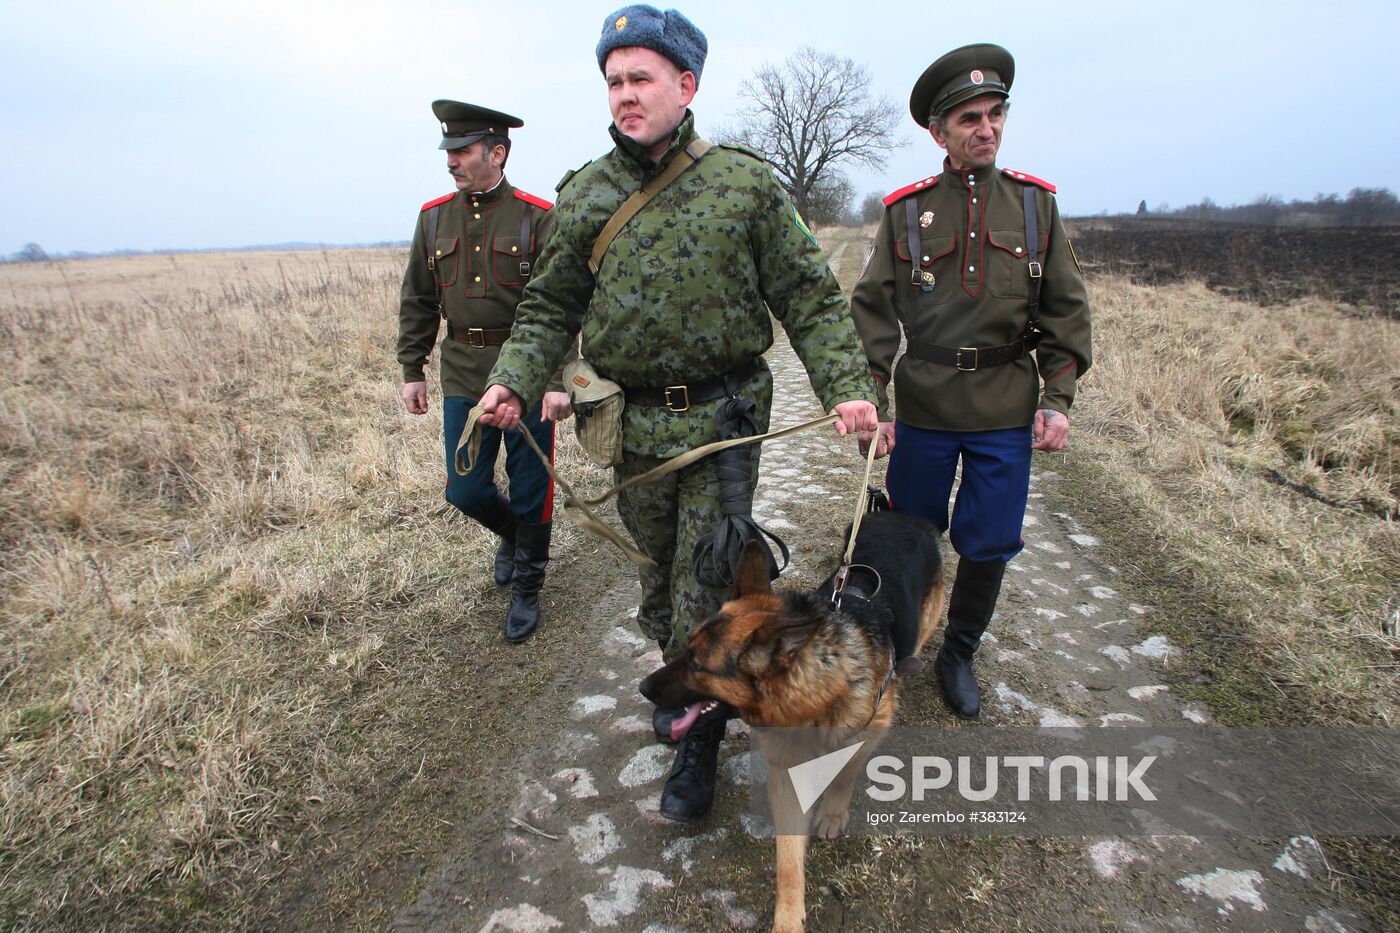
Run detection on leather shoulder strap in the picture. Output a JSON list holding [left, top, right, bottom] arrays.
[[588, 138, 712, 276]]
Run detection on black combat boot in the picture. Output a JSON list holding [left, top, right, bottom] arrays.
[[476, 493, 517, 586], [658, 716, 726, 821], [504, 521, 551, 643], [935, 558, 1007, 719]]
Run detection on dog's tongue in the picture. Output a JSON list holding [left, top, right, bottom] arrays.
[[671, 702, 706, 741]]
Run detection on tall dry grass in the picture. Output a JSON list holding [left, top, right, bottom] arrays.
[[0, 249, 623, 926], [1070, 277, 1399, 724]]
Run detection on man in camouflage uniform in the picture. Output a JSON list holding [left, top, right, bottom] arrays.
[[851, 44, 1093, 719], [398, 99, 573, 644], [477, 5, 878, 821]]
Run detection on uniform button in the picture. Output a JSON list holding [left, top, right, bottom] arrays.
[[968, 265, 976, 273], [435, 249, 442, 256], [969, 232, 976, 239], [972, 198, 978, 204], [474, 276, 481, 282], [640, 236, 654, 247], [474, 213, 481, 219], [511, 245, 518, 252], [1015, 246, 1024, 254], [474, 245, 481, 251], [922, 255, 930, 262], [968, 177, 976, 185]]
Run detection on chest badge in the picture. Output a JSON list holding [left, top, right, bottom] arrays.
[[919, 211, 934, 228]]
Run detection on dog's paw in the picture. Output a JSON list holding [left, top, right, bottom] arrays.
[[811, 805, 850, 838], [773, 907, 805, 933]]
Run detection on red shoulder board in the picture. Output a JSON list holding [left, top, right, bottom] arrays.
[[1001, 169, 1056, 193], [883, 176, 939, 206], [514, 189, 553, 210], [420, 192, 454, 212]]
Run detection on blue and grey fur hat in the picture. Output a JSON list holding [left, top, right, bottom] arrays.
[[595, 5, 707, 84]]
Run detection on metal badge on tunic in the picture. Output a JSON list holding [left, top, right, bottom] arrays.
[[919, 211, 934, 228]]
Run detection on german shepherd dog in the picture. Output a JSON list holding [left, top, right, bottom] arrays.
[[640, 510, 945, 932]]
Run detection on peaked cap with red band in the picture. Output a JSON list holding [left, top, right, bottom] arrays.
[[909, 43, 1014, 126]]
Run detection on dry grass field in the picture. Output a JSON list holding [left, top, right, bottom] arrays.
[[1, 242, 1396, 928]]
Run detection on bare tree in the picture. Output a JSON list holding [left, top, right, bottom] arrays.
[[861, 192, 885, 225], [15, 243, 48, 262], [719, 47, 903, 223]]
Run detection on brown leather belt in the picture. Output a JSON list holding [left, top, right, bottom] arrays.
[[906, 334, 1031, 371], [447, 324, 512, 348], [622, 359, 760, 413]]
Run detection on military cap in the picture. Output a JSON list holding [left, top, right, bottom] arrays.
[[909, 43, 1014, 126], [595, 5, 707, 84], [430, 99, 523, 150]]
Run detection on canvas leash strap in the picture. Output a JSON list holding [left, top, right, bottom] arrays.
[[512, 411, 840, 569], [829, 423, 883, 606]]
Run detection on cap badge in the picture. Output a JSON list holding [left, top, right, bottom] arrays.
[[919, 211, 934, 228], [615, 15, 628, 30], [970, 69, 985, 85], [441, 122, 449, 133]]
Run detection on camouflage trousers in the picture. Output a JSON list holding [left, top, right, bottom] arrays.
[[616, 449, 763, 663]]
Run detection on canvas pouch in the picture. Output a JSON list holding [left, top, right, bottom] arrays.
[[564, 358, 624, 468]]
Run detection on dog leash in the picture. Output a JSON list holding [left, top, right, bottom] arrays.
[[830, 422, 883, 608], [509, 411, 842, 569]]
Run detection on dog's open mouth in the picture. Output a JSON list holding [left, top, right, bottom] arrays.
[[670, 699, 726, 741]]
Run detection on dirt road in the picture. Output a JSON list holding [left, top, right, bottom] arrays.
[[386, 302, 1365, 930]]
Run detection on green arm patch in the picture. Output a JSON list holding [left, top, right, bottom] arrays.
[[793, 207, 818, 247]]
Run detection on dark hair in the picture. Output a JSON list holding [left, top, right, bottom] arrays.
[[480, 133, 512, 168]]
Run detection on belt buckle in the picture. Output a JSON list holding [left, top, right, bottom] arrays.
[[956, 347, 979, 371], [663, 385, 689, 412], [1027, 260, 1043, 280], [467, 327, 486, 348]]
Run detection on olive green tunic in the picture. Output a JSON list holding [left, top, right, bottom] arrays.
[[397, 178, 564, 399], [851, 161, 1092, 430]]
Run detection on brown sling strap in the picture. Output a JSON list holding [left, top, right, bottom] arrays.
[[587, 138, 713, 276]]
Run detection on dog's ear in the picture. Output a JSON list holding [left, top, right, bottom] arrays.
[[772, 618, 821, 665], [731, 540, 774, 598]]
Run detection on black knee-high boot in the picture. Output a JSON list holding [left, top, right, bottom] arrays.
[[936, 558, 1006, 718], [476, 493, 517, 586], [504, 520, 551, 642]]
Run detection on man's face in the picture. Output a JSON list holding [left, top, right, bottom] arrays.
[[446, 140, 505, 193], [930, 95, 1006, 171], [605, 46, 696, 160]]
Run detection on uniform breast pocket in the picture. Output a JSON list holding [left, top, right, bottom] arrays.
[[987, 229, 1049, 299], [492, 235, 532, 287], [433, 237, 460, 288], [895, 234, 956, 304]]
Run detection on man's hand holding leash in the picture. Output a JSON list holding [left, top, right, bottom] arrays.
[[832, 399, 879, 438], [858, 422, 896, 459]]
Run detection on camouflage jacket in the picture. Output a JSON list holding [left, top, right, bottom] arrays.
[[397, 178, 567, 399], [486, 112, 876, 458], [851, 160, 1093, 431]]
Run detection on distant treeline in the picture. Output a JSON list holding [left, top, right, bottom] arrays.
[[3, 241, 411, 263], [1122, 187, 1399, 227]]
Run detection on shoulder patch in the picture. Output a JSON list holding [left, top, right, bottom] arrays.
[[555, 160, 593, 194], [1001, 169, 1056, 193], [714, 141, 768, 163], [420, 192, 454, 212], [514, 189, 553, 210], [883, 176, 939, 206]]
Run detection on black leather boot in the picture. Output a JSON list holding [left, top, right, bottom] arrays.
[[504, 520, 551, 643], [658, 716, 726, 821], [935, 558, 1006, 719], [476, 493, 517, 586]]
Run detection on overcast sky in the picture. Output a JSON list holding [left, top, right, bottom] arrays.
[[4, 0, 1397, 255]]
